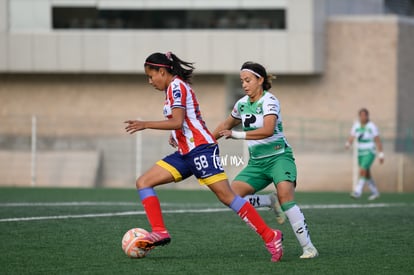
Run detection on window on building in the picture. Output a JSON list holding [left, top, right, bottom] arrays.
[[384, 0, 414, 16], [52, 7, 286, 30]]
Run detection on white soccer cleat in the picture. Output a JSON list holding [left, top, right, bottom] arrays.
[[350, 192, 361, 199], [269, 193, 286, 224], [300, 245, 319, 259], [368, 193, 380, 201]]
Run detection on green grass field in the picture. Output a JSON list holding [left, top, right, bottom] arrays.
[[0, 188, 413, 275]]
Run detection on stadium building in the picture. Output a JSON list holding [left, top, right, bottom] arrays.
[[0, 0, 413, 191]]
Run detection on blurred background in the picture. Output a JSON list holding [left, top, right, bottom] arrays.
[[0, 0, 413, 192]]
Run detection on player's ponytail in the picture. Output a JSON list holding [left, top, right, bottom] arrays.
[[240, 62, 275, 91], [144, 52, 195, 83]]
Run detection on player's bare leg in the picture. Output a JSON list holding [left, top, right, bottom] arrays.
[[230, 180, 255, 202], [277, 181, 318, 259]]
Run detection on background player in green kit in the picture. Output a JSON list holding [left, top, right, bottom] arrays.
[[213, 62, 318, 259], [346, 108, 384, 200]]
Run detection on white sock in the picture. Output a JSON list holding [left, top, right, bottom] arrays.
[[367, 179, 379, 195], [354, 178, 366, 196], [285, 205, 312, 248], [243, 195, 271, 208]]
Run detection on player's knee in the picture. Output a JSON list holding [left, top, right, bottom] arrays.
[[359, 169, 367, 177], [136, 176, 150, 189], [277, 181, 295, 204], [135, 178, 142, 189]]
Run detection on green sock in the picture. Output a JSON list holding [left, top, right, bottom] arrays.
[[281, 201, 296, 212]]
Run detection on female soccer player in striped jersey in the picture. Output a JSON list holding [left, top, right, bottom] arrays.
[[346, 108, 384, 200], [125, 52, 283, 262], [213, 61, 318, 259]]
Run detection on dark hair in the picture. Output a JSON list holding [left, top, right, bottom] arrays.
[[240, 61, 274, 91], [359, 108, 369, 117], [144, 52, 195, 83]]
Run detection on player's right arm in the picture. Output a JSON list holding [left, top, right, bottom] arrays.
[[345, 123, 357, 149], [212, 115, 241, 140], [345, 135, 355, 150]]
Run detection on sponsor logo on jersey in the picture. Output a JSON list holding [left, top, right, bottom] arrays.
[[173, 89, 181, 99], [256, 104, 263, 114], [163, 105, 172, 116], [244, 114, 257, 128], [267, 104, 277, 112], [274, 144, 283, 150]]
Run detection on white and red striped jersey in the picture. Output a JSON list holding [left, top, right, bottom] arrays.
[[163, 77, 216, 154]]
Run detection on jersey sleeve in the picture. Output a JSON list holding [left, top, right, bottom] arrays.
[[231, 101, 242, 120], [169, 80, 187, 109], [370, 122, 380, 137], [350, 122, 358, 136], [263, 94, 280, 117]]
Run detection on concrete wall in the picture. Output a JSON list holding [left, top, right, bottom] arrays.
[[1, 16, 413, 191], [278, 16, 414, 192], [295, 153, 414, 192], [0, 0, 325, 74], [0, 74, 227, 131], [276, 16, 399, 125], [0, 150, 100, 187]]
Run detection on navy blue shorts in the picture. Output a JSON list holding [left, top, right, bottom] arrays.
[[156, 143, 227, 185]]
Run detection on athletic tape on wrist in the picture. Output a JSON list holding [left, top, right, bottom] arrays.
[[231, 131, 246, 139]]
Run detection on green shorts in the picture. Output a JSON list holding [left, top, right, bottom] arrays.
[[358, 152, 376, 170], [234, 147, 297, 192]]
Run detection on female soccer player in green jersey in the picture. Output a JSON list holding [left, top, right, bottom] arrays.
[[213, 61, 318, 259], [346, 108, 384, 200]]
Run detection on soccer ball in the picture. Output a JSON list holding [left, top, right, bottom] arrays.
[[122, 228, 151, 258]]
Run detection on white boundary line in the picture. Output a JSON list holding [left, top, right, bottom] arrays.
[[301, 203, 408, 209], [0, 208, 228, 222], [0, 203, 409, 223]]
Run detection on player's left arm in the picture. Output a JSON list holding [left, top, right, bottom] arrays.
[[374, 135, 384, 164], [220, 115, 276, 140], [346, 123, 358, 149], [246, 114, 277, 140], [125, 108, 185, 134], [213, 115, 241, 140]]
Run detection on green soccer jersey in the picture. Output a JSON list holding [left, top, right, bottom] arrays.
[[350, 121, 379, 156], [231, 91, 289, 159]]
